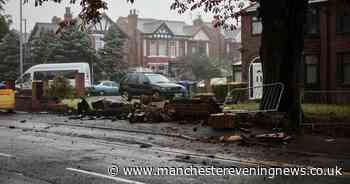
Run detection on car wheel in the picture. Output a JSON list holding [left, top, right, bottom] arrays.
[[99, 91, 105, 96]]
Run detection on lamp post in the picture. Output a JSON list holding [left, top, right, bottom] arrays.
[[19, 0, 23, 79]]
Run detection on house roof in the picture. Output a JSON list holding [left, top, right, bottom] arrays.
[[135, 18, 190, 36], [116, 15, 242, 43]]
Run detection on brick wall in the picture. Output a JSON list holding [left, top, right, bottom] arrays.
[[241, 14, 261, 83]]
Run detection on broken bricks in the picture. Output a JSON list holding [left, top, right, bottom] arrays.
[[219, 135, 243, 142], [208, 113, 253, 129]]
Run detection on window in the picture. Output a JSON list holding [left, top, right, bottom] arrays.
[[336, 12, 350, 33], [226, 43, 230, 54], [143, 40, 147, 56], [169, 41, 176, 58], [192, 45, 196, 54], [304, 55, 319, 85], [338, 53, 350, 84], [127, 74, 138, 84], [251, 14, 262, 35], [305, 6, 320, 35], [176, 41, 181, 57], [158, 40, 167, 56], [94, 34, 105, 50], [233, 65, 242, 82], [150, 40, 157, 56]]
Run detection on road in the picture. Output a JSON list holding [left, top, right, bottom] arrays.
[[0, 113, 349, 184]]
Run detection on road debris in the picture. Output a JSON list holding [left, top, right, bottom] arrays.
[[165, 95, 221, 122], [219, 135, 243, 142]]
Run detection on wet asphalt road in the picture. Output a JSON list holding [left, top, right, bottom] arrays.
[[0, 113, 349, 184]]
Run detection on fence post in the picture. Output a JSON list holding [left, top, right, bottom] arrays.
[[32, 81, 43, 111]]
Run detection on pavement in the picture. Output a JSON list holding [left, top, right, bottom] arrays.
[[0, 112, 350, 183]]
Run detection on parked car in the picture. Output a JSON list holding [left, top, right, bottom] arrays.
[[0, 81, 15, 112], [89, 80, 119, 96], [119, 72, 186, 99]]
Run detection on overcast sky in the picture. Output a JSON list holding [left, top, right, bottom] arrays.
[[4, 0, 216, 32]]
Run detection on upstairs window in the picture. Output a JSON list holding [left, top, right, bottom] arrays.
[[158, 40, 167, 56], [169, 41, 176, 58], [305, 6, 320, 36], [251, 14, 262, 35], [226, 43, 230, 54], [336, 12, 350, 33], [94, 34, 105, 50]]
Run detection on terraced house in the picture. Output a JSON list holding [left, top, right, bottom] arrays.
[[117, 10, 241, 76]]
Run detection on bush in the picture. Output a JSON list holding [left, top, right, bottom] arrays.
[[47, 75, 75, 100]]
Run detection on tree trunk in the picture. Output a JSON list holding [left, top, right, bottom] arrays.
[[259, 0, 308, 129]]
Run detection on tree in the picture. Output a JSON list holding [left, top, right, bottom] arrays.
[[0, 0, 5, 11], [0, 15, 9, 41], [0, 0, 10, 41], [0, 31, 20, 80], [29, 30, 57, 65], [95, 24, 127, 81], [189, 53, 222, 81], [47, 25, 95, 63]]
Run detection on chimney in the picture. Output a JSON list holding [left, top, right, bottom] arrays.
[[127, 9, 138, 35], [193, 15, 204, 26], [64, 7, 73, 22], [127, 9, 139, 67]]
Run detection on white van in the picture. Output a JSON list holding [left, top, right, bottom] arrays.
[[16, 63, 92, 89]]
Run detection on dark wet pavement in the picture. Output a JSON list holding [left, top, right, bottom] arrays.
[[0, 113, 349, 183]]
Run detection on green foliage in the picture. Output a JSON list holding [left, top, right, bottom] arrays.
[[48, 25, 95, 63], [47, 75, 75, 100], [29, 31, 57, 64], [0, 31, 19, 80], [29, 24, 95, 66], [0, 15, 9, 41], [95, 24, 127, 81], [189, 53, 222, 80]]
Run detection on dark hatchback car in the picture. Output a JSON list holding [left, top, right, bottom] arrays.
[[119, 73, 186, 99]]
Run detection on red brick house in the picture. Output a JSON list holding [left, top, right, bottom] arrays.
[[240, 0, 350, 94], [117, 10, 241, 77]]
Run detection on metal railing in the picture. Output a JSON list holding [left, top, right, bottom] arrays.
[[223, 82, 284, 113]]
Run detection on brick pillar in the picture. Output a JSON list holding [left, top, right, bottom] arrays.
[[75, 73, 85, 97], [205, 80, 212, 93], [32, 81, 43, 111]]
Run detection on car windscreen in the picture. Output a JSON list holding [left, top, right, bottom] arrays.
[[145, 74, 170, 83]]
